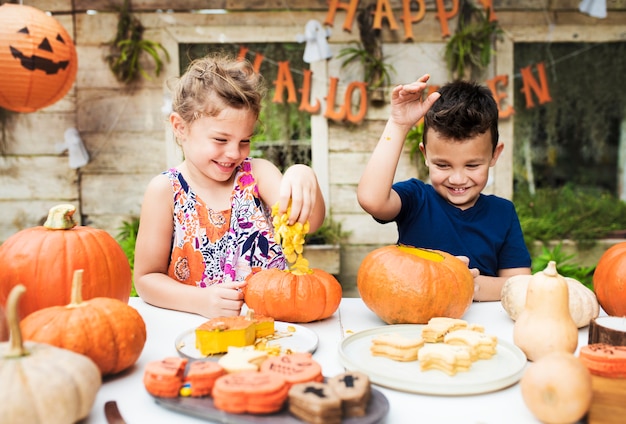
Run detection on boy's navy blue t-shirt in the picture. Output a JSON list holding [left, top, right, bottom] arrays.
[[382, 178, 531, 277]]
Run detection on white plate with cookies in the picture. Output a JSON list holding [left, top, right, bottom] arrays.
[[338, 324, 527, 395]]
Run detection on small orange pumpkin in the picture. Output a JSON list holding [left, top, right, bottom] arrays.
[[0, 204, 132, 319], [0, 4, 78, 112], [20, 269, 146, 376], [244, 267, 342, 323], [593, 242, 626, 317], [357, 245, 474, 324]]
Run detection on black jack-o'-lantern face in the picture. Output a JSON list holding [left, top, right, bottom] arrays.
[[10, 26, 70, 75]]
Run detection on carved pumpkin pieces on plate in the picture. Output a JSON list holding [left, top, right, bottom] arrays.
[[0, 3, 78, 112]]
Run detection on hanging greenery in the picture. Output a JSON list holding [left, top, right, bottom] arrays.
[[106, 0, 170, 84], [337, 3, 395, 104], [444, 0, 502, 80]]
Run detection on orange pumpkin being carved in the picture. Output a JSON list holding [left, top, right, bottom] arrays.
[[0, 3, 78, 112], [20, 269, 146, 376], [357, 245, 474, 324], [0, 204, 132, 320], [593, 241, 626, 317], [244, 267, 342, 323]]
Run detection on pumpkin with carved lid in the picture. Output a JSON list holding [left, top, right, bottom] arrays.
[[357, 245, 474, 324]]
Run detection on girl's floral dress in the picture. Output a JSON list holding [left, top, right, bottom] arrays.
[[165, 158, 285, 287]]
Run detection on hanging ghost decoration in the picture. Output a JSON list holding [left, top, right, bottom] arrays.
[[579, 0, 607, 18], [56, 128, 89, 169], [296, 20, 333, 64], [0, 3, 78, 113]]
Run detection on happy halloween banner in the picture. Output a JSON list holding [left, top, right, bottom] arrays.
[[242, 0, 552, 124]]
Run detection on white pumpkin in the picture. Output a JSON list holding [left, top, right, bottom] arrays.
[[501, 274, 599, 328], [0, 285, 101, 424]]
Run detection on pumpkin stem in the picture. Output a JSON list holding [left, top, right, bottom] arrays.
[[544, 261, 559, 277], [4, 284, 29, 358], [43, 204, 78, 230], [69, 269, 85, 307]]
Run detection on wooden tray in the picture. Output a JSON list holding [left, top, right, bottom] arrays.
[[587, 375, 626, 424]]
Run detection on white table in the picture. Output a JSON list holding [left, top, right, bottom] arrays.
[[85, 298, 592, 424]]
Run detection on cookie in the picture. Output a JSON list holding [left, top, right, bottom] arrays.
[[418, 343, 473, 375], [579, 343, 626, 378], [218, 345, 268, 373], [327, 371, 371, 417], [143, 356, 187, 398], [444, 329, 498, 360], [184, 360, 225, 397], [212, 370, 289, 415], [260, 352, 324, 387], [370, 332, 423, 361], [421, 317, 468, 343], [288, 381, 342, 424]]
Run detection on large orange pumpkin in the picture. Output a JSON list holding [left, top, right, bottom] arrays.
[[0, 3, 78, 112], [357, 245, 474, 324], [0, 204, 131, 319], [593, 242, 626, 316], [20, 269, 146, 376], [244, 268, 342, 323]]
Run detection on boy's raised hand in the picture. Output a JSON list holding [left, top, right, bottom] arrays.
[[390, 74, 441, 128]]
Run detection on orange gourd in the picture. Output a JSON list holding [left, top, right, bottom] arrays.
[[20, 269, 146, 376], [592, 241, 626, 316], [244, 267, 342, 323], [520, 351, 592, 424], [357, 245, 474, 324], [0, 204, 131, 319]]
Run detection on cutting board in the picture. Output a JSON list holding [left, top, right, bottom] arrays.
[[587, 375, 626, 424]]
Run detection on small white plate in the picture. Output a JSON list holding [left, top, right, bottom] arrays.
[[339, 324, 527, 396], [175, 322, 319, 360]]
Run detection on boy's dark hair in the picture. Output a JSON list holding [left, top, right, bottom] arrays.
[[423, 81, 499, 152]]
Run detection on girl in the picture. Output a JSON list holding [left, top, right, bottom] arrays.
[[134, 54, 325, 318]]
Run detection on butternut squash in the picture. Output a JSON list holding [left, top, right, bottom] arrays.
[[513, 261, 578, 362]]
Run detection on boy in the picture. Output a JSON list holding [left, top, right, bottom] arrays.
[[357, 75, 531, 301]]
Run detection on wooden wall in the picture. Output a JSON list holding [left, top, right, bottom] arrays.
[[1, 0, 625, 294]]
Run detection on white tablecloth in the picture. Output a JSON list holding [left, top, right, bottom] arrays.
[[84, 297, 592, 424]]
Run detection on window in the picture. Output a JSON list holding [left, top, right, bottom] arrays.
[[513, 42, 626, 195], [179, 43, 312, 171]]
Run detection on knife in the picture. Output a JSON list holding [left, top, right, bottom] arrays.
[[104, 400, 127, 424]]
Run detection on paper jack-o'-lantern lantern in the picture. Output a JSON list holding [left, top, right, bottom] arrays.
[[0, 4, 77, 113]]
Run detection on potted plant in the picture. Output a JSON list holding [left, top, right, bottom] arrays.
[[304, 215, 350, 275]]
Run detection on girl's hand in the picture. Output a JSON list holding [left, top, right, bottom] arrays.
[[200, 280, 246, 318], [278, 164, 319, 225]]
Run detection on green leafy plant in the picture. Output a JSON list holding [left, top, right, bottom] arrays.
[[116, 217, 140, 296], [515, 184, 626, 249], [337, 41, 395, 93], [444, 0, 501, 80], [531, 243, 595, 291], [106, 0, 170, 84], [405, 121, 424, 161], [305, 216, 350, 246]]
